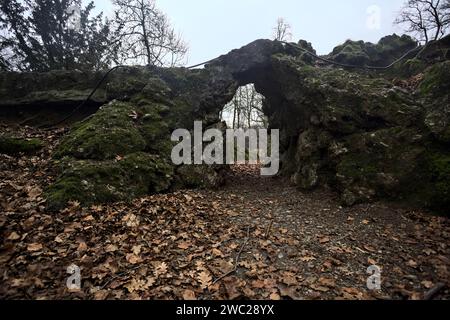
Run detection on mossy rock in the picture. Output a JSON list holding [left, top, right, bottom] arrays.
[[335, 127, 426, 205], [55, 101, 147, 160], [425, 151, 450, 212], [0, 136, 43, 155], [331, 40, 371, 66], [404, 149, 450, 213], [329, 34, 416, 67], [390, 58, 428, 78], [419, 61, 450, 97], [45, 152, 173, 210]]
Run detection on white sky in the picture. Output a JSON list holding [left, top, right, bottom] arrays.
[[90, 0, 406, 66]]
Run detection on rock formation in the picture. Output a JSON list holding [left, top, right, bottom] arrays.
[[0, 34, 448, 212]]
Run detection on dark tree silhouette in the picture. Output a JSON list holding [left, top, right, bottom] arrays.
[[395, 0, 450, 43], [0, 0, 114, 72]]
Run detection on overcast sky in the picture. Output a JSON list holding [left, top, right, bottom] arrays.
[[90, 0, 407, 66]]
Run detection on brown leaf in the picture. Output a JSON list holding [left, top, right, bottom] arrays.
[[77, 241, 88, 252], [278, 284, 301, 300], [318, 236, 330, 244], [363, 245, 376, 253], [154, 262, 168, 277], [321, 260, 333, 272], [126, 253, 142, 265], [7, 232, 20, 241], [182, 289, 196, 300], [406, 259, 418, 268], [178, 242, 191, 250], [318, 277, 336, 288], [251, 279, 265, 289], [269, 292, 281, 300], [197, 271, 212, 289], [105, 244, 118, 253], [27, 186, 42, 200], [212, 248, 224, 257], [132, 245, 142, 255], [281, 272, 298, 286], [421, 280, 434, 289], [27, 243, 43, 252]]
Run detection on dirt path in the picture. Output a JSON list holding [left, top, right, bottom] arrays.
[[1, 124, 449, 300]]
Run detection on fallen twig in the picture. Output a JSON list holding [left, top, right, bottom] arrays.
[[213, 226, 251, 284], [265, 219, 274, 239], [101, 265, 141, 290]]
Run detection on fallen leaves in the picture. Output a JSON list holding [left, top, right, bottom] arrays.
[[123, 213, 140, 228], [26, 186, 42, 200], [1, 125, 449, 301], [125, 277, 155, 293]]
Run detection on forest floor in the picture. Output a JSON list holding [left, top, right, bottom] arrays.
[[0, 123, 449, 300]]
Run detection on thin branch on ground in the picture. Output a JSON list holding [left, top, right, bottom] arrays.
[[213, 226, 251, 284]]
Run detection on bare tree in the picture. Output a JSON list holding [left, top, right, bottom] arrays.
[[272, 17, 293, 42], [395, 0, 450, 43], [222, 84, 267, 129], [113, 0, 188, 67]]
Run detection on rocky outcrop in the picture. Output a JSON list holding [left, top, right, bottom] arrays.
[[328, 34, 417, 67], [1, 34, 448, 212]]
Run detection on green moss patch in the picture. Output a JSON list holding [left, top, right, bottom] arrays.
[[419, 61, 450, 97], [45, 152, 173, 210], [55, 101, 147, 160], [0, 136, 43, 155]]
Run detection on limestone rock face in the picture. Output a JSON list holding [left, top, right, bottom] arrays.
[[1, 34, 448, 212]]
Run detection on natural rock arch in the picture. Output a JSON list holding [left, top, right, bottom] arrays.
[[1, 35, 449, 212]]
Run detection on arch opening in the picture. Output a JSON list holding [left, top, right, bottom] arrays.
[[219, 83, 268, 130]]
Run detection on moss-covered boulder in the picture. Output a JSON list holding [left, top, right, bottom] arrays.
[[46, 152, 173, 210], [421, 61, 450, 144], [45, 66, 231, 209], [55, 101, 147, 160], [330, 34, 417, 67], [0, 136, 43, 155]]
